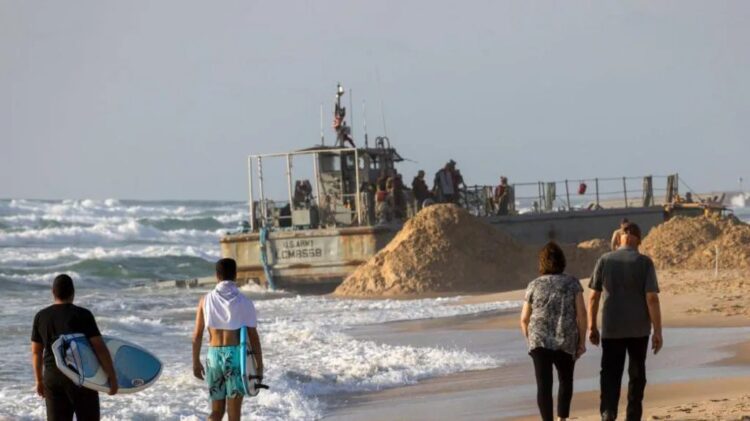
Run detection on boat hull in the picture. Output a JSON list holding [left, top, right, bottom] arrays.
[[220, 207, 667, 291]]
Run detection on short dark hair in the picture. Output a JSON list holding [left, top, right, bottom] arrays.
[[620, 218, 630, 225], [623, 222, 642, 240], [216, 258, 237, 281], [52, 274, 75, 300], [538, 242, 566, 275]]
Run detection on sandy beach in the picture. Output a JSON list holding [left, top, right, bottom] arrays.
[[324, 269, 750, 420]]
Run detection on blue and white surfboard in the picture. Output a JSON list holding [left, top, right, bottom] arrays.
[[52, 334, 162, 394], [239, 326, 261, 397]]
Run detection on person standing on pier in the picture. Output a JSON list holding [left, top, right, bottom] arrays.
[[433, 160, 457, 203], [412, 170, 430, 211], [494, 176, 511, 215]]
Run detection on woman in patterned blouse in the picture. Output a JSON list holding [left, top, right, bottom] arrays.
[[520, 242, 588, 421]]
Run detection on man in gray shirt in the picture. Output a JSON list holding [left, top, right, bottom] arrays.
[[588, 222, 663, 421]]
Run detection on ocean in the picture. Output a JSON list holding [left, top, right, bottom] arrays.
[[1, 196, 748, 420], [0, 199, 517, 420]]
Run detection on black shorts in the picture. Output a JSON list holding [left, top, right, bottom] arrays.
[[43, 367, 100, 421]]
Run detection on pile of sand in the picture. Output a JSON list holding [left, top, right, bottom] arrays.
[[334, 204, 606, 297], [641, 216, 750, 270], [564, 239, 610, 278]]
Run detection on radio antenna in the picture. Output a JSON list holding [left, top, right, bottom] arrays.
[[380, 98, 388, 137], [362, 100, 369, 148], [375, 66, 388, 137], [319, 103, 325, 146], [349, 88, 354, 143]]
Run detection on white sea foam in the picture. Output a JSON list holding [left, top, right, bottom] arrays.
[[730, 192, 748, 209], [258, 295, 520, 328], [99, 316, 166, 334], [0, 245, 219, 267], [0, 199, 245, 230], [0, 271, 81, 284], [214, 211, 246, 224], [0, 221, 223, 247]]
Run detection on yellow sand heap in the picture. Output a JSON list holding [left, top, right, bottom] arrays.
[[641, 215, 750, 270], [334, 204, 606, 297]]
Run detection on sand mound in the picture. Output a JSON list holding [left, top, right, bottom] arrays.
[[334, 204, 531, 296], [641, 216, 750, 270], [334, 204, 607, 297], [564, 239, 610, 278]]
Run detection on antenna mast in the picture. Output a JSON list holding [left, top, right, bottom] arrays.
[[349, 89, 354, 144], [362, 100, 369, 148], [375, 66, 389, 137], [319, 103, 325, 146]]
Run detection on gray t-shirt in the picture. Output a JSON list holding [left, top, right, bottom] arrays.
[[589, 247, 660, 339], [525, 274, 583, 356]]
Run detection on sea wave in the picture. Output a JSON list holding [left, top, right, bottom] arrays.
[[730, 192, 748, 209], [0, 220, 223, 247], [0, 255, 214, 284], [0, 245, 218, 267], [0, 199, 245, 230], [258, 295, 520, 327], [0, 271, 82, 284], [98, 315, 166, 334], [138, 217, 228, 231]]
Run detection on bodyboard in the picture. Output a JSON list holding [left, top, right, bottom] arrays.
[[52, 333, 162, 394], [239, 326, 260, 396]]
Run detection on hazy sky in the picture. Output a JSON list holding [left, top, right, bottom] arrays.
[[2, 1, 748, 200]]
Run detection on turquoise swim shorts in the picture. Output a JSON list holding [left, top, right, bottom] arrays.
[[206, 345, 245, 400]]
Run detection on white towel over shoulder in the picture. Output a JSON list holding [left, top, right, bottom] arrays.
[[203, 281, 257, 330]]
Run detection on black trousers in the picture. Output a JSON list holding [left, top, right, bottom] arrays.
[[43, 367, 100, 421], [530, 348, 576, 421], [600, 336, 649, 421]]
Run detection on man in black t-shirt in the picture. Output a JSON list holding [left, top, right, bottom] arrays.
[[31, 274, 118, 421]]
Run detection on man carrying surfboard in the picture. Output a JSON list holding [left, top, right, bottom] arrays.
[[192, 258, 264, 421], [31, 274, 118, 421]]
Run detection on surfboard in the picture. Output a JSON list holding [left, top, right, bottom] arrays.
[[239, 326, 266, 396], [52, 334, 162, 394]]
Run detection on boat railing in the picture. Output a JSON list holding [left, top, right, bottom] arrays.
[[462, 174, 678, 217]]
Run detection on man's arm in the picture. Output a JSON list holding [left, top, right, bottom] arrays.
[[575, 292, 588, 358], [192, 297, 205, 380], [248, 327, 264, 379], [646, 292, 663, 354], [31, 341, 44, 398], [588, 291, 602, 346], [89, 336, 118, 395], [588, 257, 605, 345]]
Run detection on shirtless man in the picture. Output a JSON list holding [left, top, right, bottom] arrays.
[[192, 258, 264, 421], [610, 218, 629, 250]]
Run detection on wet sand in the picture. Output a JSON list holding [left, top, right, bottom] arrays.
[[324, 270, 750, 420]]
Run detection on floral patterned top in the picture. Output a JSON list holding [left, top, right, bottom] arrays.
[[525, 274, 583, 356]]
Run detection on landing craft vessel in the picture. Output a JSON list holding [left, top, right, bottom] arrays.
[[220, 84, 725, 291]]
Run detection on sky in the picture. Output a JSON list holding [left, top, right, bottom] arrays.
[[1, 1, 748, 200]]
